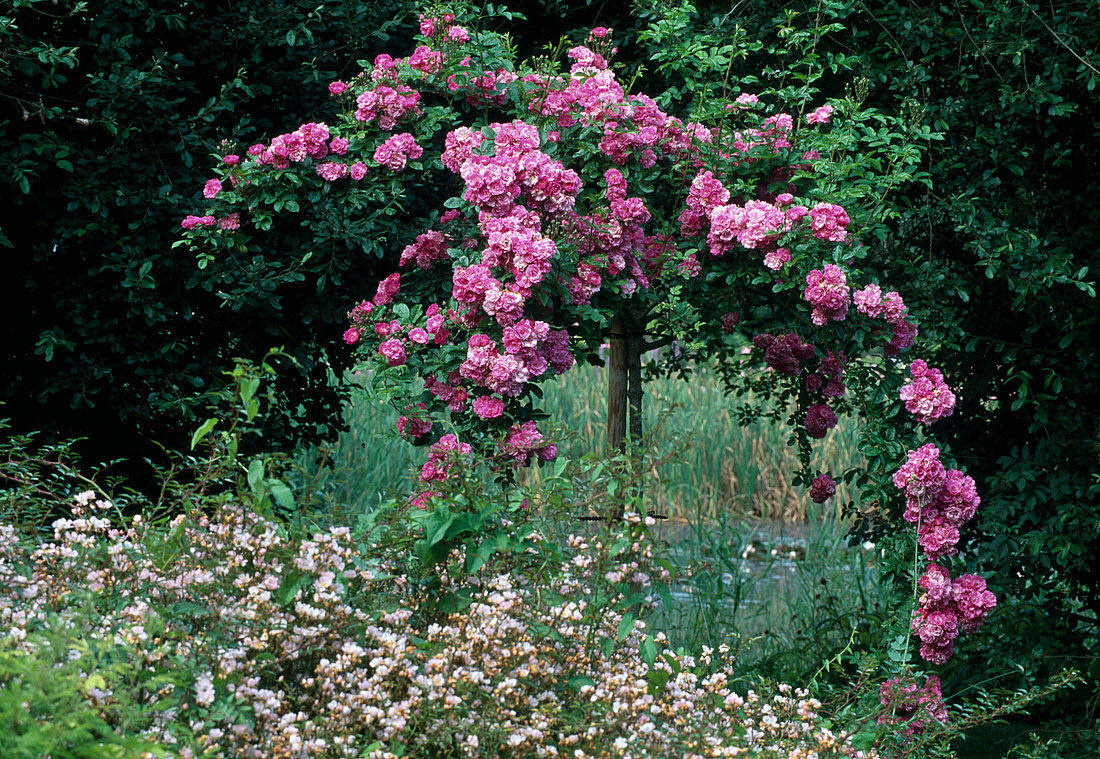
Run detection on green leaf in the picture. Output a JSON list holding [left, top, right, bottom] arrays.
[[247, 458, 265, 495], [425, 507, 455, 546], [567, 675, 596, 691], [617, 612, 635, 641], [167, 600, 212, 618], [446, 512, 479, 540], [268, 480, 295, 509], [189, 417, 218, 450], [276, 570, 309, 605]]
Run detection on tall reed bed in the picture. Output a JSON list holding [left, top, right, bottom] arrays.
[[311, 361, 863, 523], [526, 362, 863, 522]]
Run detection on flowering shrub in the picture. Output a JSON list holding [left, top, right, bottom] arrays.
[[1, 488, 880, 758], [180, 6, 942, 513], [174, 2, 1010, 747]]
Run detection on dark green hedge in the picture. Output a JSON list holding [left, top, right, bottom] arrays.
[[1, 0, 417, 473]]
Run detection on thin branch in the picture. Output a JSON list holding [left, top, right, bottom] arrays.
[[1030, 7, 1100, 77]]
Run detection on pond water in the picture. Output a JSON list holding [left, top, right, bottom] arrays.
[[629, 516, 886, 662]]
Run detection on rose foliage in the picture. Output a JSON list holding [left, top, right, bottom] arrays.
[[182, 6, 993, 675]]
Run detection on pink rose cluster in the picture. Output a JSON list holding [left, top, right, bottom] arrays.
[[443, 121, 581, 217], [447, 67, 519, 108], [911, 563, 997, 664], [315, 161, 346, 181], [803, 263, 850, 326], [373, 272, 401, 306], [342, 300, 374, 344], [178, 123, 374, 230], [418, 13, 468, 44], [807, 202, 849, 242], [805, 350, 846, 398], [397, 403, 433, 440], [472, 395, 505, 419], [378, 338, 406, 367], [806, 105, 834, 125], [252, 121, 339, 169], [400, 230, 451, 269], [346, 119, 591, 478], [720, 311, 740, 334], [458, 324, 572, 398], [877, 676, 948, 735], [424, 373, 469, 414], [442, 119, 651, 308], [899, 359, 956, 425], [751, 332, 816, 376], [893, 443, 981, 560], [707, 200, 790, 256], [562, 172, 664, 302], [355, 82, 421, 130], [498, 420, 556, 465], [679, 168, 847, 259], [420, 433, 472, 482], [181, 214, 216, 230], [523, 53, 707, 168], [407, 45, 444, 75], [853, 283, 918, 355], [373, 132, 423, 171], [181, 213, 240, 231], [762, 247, 791, 270], [804, 403, 838, 439], [679, 177, 738, 242], [892, 444, 995, 665], [567, 45, 609, 74]]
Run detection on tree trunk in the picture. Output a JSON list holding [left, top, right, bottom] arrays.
[[607, 319, 628, 455], [627, 331, 643, 443], [607, 314, 647, 522]]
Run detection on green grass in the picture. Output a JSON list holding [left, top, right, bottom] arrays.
[[306, 361, 865, 523], [530, 361, 863, 522]]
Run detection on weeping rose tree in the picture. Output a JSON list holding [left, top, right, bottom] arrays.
[[180, 9, 995, 685]]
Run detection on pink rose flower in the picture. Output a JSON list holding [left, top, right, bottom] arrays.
[[806, 105, 834, 124], [809, 474, 836, 503], [472, 396, 505, 419], [378, 338, 406, 366]]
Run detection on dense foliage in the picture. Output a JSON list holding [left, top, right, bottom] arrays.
[[1, 0, 419, 468], [836, 1, 1100, 702]]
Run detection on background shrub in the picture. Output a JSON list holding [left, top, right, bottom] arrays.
[[1, 0, 418, 475]]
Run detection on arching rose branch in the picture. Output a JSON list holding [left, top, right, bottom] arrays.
[[180, 7, 995, 675]]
